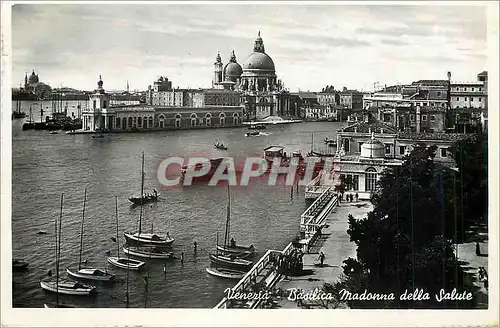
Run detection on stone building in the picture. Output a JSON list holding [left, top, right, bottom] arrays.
[[23, 70, 52, 99]]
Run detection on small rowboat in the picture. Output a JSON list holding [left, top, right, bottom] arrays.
[[123, 246, 175, 260], [124, 232, 174, 247], [12, 259, 29, 272], [209, 253, 253, 270], [206, 267, 246, 280], [245, 131, 261, 137], [107, 256, 145, 270], [128, 190, 158, 205], [66, 267, 115, 282], [216, 244, 255, 258], [40, 280, 96, 296]]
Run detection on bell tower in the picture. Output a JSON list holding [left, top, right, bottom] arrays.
[[213, 52, 223, 88], [253, 31, 265, 53]]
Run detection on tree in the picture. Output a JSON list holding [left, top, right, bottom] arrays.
[[334, 143, 475, 309]]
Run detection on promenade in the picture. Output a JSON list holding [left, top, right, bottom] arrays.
[[273, 200, 373, 309]]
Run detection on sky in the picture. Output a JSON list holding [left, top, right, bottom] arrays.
[[11, 3, 488, 92]]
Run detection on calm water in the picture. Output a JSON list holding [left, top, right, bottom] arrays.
[[11, 100, 346, 308]]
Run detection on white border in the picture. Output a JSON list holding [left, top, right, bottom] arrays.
[[1, 1, 498, 327]]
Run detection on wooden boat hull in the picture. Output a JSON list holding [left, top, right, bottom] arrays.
[[216, 245, 255, 258], [206, 267, 246, 280], [124, 232, 174, 247], [66, 267, 115, 282], [209, 253, 253, 270], [40, 280, 96, 296], [107, 256, 145, 270], [123, 247, 175, 260]]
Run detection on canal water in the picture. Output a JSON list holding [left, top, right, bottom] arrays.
[[11, 100, 346, 308]]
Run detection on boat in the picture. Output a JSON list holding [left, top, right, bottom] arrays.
[[242, 116, 303, 126], [209, 253, 253, 270], [248, 124, 266, 130], [91, 134, 105, 139], [22, 105, 35, 130], [123, 246, 175, 260], [263, 145, 287, 164], [128, 189, 158, 206], [123, 232, 174, 247], [205, 267, 246, 280], [209, 187, 254, 270], [12, 100, 26, 119], [67, 189, 115, 282], [12, 259, 29, 272], [214, 142, 228, 151], [40, 280, 96, 296], [40, 193, 96, 297], [107, 196, 145, 271], [245, 131, 261, 137], [124, 152, 174, 247], [49, 131, 59, 135], [215, 187, 256, 258], [107, 257, 144, 270]]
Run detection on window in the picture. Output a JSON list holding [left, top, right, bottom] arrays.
[[103, 100, 107, 109], [410, 114, 414, 121], [441, 148, 447, 158], [430, 115, 436, 122], [116, 117, 121, 129], [399, 146, 406, 155], [93, 100, 96, 109], [456, 87, 459, 91], [472, 87, 474, 91], [343, 138, 350, 152], [342, 174, 359, 191], [422, 115, 427, 121], [479, 98, 482, 102], [365, 168, 377, 192], [358, 142, 363, 152], [138, 117, 142, 128], [385, 144, 391, 154], [456, 97, 459, 101], [479, 88, 482, 91], [437, 91, 441, 97]]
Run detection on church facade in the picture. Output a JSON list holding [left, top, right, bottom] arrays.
[[212, 32, 297, 120]]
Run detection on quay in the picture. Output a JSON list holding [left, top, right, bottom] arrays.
[[214, 187, 361, 309]]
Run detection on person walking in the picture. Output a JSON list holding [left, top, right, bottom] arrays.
[[475, 241, 481, 256], [318, 251, 325, 267]]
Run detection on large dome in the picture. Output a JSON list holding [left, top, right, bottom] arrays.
[[243, 52, 275, 71], [224, 62, 243, 78]]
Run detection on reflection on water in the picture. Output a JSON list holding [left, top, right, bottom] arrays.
[[12, 106, 346, 308]]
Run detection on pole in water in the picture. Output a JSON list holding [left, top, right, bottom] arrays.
[[181, 251, 184, 264], [163, 263, 167, 278], [193, 241, 197, 255], [290, 186, 293, 200]]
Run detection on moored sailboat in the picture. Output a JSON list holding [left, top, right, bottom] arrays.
[[205, 267, 246, 280], [123, 246, 175, 260], [40, 193, 96, 297], [124, 152, 174, 247], [67, 189, 115, 282], [107, 196, 145, 270]]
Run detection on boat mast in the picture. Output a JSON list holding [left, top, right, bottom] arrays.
[[78, 189, 87, 270], [56, 193, 64, 306], [224, 185, 231, 246], [29, 105, 33, 123], [138, 152, 145, 235], [115, 196, 120, 258]]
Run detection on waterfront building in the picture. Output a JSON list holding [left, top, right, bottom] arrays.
[[340, 88, 363, 110], [450, 71, 488, 110], [317, 91, 339, 107], [22, 70, 52, 99], [375, 105, 447, 133], [82, 76, 243, 132], [81, 76, 114, 130]]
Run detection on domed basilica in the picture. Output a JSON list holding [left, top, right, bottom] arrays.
[[212, 32, 291, 119]]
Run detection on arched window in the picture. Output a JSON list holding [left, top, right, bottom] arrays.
[[138, 117, 142, 128], [365, 167, 377, 192], [158, 114, 165, 129], [175, 113, 181, 128], [116, 117, 121, 129], [219, 112, 226, 126], [149, 117, 153, 129], [232, 112, 239, 125], [190, 113, 198, 127], [205, 113, 212, 126], [128, 117, 133, 128], [143, 117, 148, 129]]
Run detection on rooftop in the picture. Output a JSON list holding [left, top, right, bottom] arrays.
[[397, 132, 474, 142], [342, 121, 398, 134]]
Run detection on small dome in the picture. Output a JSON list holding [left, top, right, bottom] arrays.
[[224, 62, 243, 80], [243, 52, 275, 71], [360, 138, 385, 158]]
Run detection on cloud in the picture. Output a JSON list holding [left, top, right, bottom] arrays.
[[11, 4, 489, 92]]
